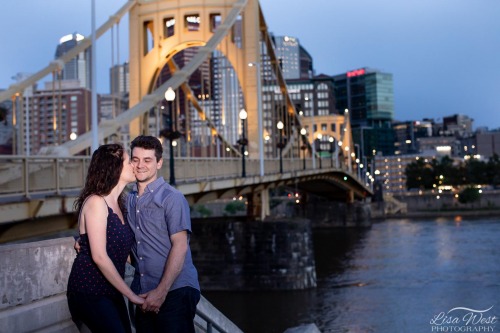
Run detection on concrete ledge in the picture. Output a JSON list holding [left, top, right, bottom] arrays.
[[0, 294, 77, 333], [0, 237, 76, 310], [0, 237, 244, 333]]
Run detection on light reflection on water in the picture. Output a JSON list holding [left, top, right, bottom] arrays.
[[203, 218, 500, 333]]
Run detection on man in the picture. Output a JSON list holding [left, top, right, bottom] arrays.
[[128, 135, 200, 333]]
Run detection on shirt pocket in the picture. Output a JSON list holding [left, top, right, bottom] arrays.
[[139, 208, 167, 233]]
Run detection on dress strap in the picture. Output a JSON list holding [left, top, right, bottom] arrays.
[[102, 196, 110, 208], [77, 195, 109, 230]]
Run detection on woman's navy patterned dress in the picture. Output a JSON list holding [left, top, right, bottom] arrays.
[[67, 207, 134, 333]]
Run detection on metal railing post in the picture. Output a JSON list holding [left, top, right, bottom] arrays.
[[55, 158, 61, 195], [23, 157, 30, 199]]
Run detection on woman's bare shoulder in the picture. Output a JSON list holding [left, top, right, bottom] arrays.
[[82, 195, 107, 212]]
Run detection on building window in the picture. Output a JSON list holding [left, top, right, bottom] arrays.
[[143, 20, 154, 55], [318, 83, 328, 90], [331, 123, 336, 132], [210, 14, 221, 32], [321, 124, 327, 131], [163, 17, 175, 38], [185, 14, 200, 31]]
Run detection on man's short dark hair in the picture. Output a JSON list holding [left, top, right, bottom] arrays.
[[130, 135, 163, 161]]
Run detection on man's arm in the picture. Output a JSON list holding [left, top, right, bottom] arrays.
[[140, 230, 188, 312]]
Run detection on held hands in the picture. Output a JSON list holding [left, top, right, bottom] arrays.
[[129, 293, 146, 306], [139, 288, 167, 314]]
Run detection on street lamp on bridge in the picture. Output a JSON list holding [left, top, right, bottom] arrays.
[[300, 128, 307, 170], [315, 133, 322, 170], [277, 120, 284, 174], [237, 109, 248, 178], [354, 143, 361, 180], [329, 136, 335, 168], [160, 87, 181, 186]]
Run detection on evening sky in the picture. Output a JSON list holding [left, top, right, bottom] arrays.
[[1, 0, 498, 128]]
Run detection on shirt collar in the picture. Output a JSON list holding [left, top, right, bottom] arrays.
[[132, 177, 166, 194]]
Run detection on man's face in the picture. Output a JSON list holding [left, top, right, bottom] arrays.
[[131, 147, 163, 184]]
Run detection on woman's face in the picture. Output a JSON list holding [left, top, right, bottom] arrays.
[[120, 152, 136, 183]]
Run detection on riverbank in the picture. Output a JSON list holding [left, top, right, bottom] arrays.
[[377, 208, 500, 221]]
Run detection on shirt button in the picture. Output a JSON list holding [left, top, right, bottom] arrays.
[[136, 226, 139, 229], [137, 241, 141, 244], [136, 210, 140, 213], [140, 257, 143, 260], [141, 273, 144, 277]]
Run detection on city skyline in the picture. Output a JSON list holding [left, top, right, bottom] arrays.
[[1, 0, 499, 129]]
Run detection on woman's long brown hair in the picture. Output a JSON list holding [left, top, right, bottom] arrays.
[[74, 144, 126, 215]]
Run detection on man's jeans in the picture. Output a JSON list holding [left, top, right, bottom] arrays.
[[135, 286, 201, 333]]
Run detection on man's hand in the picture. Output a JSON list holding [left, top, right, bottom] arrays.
[[139, 288, 167, 314]]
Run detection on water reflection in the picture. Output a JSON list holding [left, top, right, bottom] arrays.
[[204, 218, 500, 333]]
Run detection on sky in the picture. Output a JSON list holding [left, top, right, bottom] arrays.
[[1, 0, 499, 129]]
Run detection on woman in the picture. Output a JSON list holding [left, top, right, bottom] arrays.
[[67, 144, 144, 333]]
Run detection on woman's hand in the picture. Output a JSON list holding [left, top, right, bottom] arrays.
[[129, 293, 145, 305]]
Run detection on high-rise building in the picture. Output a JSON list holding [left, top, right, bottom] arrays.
[[333, 68, 395, 158], [393, 120, 433, 155], [110, 62, 129, 97], [476, 131, 500, 158], [31, 81, 92, 154], [262, 74, 337, 158], [105, 62, 131, 146], [271, 35, 313, 80], [0, 98, 13, 154], [442, 114, 473, 138], [55, 33, 91, 89]]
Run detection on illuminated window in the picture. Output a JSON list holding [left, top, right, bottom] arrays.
[[163, 17, 175, 38], [185, 14, 200, 31]]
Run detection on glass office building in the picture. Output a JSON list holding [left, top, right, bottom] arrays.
[[333, 68, 395, 158]]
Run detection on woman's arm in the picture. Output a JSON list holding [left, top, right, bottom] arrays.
[[83, 195, 144, 305]]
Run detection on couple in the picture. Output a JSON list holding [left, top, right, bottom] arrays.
[[66, 135, 200, 333]]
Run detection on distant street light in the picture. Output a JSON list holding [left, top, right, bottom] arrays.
[[300, 128, 307, 170], [355, 143, 361, 180], [329, 136, 335, 168], [316, 133, 323, 170], [277, 120, 284, 174], [237, 109, 248, 178]]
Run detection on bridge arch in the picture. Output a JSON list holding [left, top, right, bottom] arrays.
[[129, 0, 252, 139]]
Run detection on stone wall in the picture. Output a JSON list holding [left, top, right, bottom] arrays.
[[191, 218, 317, 290], [395, 191, 500, 212], [304, 201, 371, 228], [0, 237, 77, 333]]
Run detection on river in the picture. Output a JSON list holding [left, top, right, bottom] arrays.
[[203, 217, 500, 333]]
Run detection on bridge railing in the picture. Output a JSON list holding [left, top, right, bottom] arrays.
[[0, 155, 88, 201], [0, 154, 361, 203]]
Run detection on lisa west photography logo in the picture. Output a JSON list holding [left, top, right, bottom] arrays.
[[430, 306, 498, 332]]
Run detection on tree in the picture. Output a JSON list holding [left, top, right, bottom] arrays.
[[458, 187, 480, 204], [224, 201, 245, 215]]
